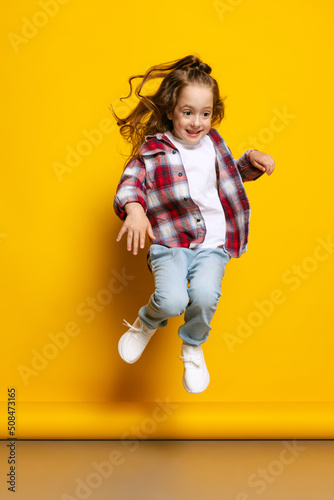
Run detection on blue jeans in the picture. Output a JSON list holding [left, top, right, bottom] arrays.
[[138, 245, 231, 346]]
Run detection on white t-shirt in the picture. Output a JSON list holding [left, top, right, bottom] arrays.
[[166, 131, 226, 248]]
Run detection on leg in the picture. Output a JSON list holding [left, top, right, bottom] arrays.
[[119, 246, 189, 363], [139, 245, 189, 330], [178, 248, 230, 346]]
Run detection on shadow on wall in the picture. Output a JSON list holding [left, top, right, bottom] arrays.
[[98, 208, 174, 402]]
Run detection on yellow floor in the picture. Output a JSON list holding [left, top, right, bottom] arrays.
[[0, 440, 333, 499], [2, 401, 334, 439]]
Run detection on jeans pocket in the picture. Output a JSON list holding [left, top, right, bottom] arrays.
[[149, 244, 177, 268]]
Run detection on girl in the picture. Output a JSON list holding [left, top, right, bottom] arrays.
[[113, 55, 275, 394]]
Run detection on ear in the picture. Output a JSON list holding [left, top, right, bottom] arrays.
[[166, 110, 172, 120]]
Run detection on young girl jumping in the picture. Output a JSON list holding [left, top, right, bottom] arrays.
[[113, 55, 275, 394]]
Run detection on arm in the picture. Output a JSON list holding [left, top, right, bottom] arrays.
[[114, 156, 155, 255], [114, 156, 148, 220]]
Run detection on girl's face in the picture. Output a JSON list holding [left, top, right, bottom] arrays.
[[167, 84, 213, 144]]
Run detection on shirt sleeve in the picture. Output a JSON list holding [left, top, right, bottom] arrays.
[[234, 149, 265, 182], [114, 156, 147, 220]]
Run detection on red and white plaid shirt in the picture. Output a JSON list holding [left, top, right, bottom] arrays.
[[114, 129, 263, 258]]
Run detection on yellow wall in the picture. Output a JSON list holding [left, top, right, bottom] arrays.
[[1, 0, 334, 415]]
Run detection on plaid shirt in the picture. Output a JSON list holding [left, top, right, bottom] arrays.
[[114, 128, 264, 258]]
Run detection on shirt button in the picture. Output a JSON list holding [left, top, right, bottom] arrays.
[[178, 172, 183, 177], [196, 218, 201, 223], [172, 150, 177, 154]]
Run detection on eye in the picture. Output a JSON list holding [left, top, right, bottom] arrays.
[[203, 112, 211, 117], [184, 111, 191, 116]]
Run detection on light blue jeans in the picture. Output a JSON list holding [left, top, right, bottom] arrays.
[[138, 245, 231, 346]]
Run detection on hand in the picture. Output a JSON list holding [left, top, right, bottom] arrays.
[[248, 150, 275, 176], [116, 202, 156, 255]]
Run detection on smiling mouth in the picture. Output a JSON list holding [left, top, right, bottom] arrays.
[[186, 130, 202, 136]]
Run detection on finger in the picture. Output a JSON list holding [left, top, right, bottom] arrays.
[[116, 226, 126, 242], [132, 231, 139, 255], [126, 230, 133, 252], [147, 223, 156, 241], [252, 160, 266, 172], [139, 229, 147, 249], [266, 162, 275, 175]]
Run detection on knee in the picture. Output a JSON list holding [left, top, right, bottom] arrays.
[[189, 288, 221, 311], [154, 289, 189, 317]]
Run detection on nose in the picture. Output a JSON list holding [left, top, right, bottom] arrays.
[[190, 114, 201, 128]]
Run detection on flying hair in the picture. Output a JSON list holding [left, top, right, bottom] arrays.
[[110, 55, 225, 162]]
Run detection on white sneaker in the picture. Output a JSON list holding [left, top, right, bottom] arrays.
[[179, 343, 210, 394], [118, 318, 157, 364]]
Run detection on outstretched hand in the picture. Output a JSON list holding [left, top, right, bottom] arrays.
[[116, 202, 155, 255], [248, 150, 275, 176]]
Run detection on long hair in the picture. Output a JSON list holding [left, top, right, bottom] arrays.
[[111, 55, 225, 162]]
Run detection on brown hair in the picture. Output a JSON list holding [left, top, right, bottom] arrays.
[[111, 55, 225, 162]]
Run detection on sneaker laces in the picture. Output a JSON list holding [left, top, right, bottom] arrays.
[[178, 355, 200, 368], [122, 319, 153, 337], [123, 319, 142, 333]]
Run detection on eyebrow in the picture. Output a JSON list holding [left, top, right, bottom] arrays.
[[180, 104, 213, 110]]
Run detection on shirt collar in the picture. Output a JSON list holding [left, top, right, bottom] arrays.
[[142, 129, 221, 154]]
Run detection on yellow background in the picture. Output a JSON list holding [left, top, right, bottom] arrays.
[[1, 0, 334, 436]]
